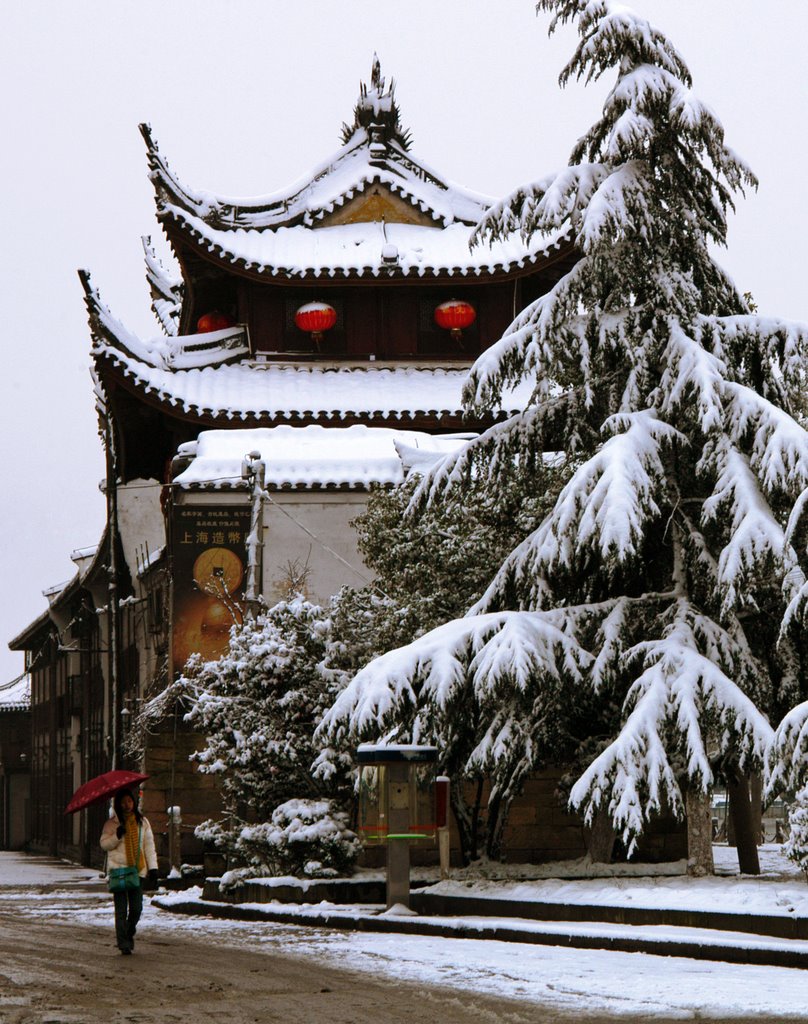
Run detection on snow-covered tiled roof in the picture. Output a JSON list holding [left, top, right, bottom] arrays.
[[173, 425, 472, 490], [84, 271, 532, 426], [141, 62, 568, 281], [10, 531, 109, 655], [0, 675, 30, 712], [143, 235, 181, 336], [96, 345, 530, 425], [162, 208, 567, 280], [142, 111, 489, 234]]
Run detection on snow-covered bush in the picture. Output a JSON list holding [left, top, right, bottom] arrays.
[[231, 799, 361, 879], [322, 0, 808, 868], [177, 598, 356, 876], [767, 699, 808, 878]]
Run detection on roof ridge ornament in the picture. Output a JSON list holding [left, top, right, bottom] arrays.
[[77, 268, 107, 339], [139, 122, 205, 218], [341, 55, 412, 154]]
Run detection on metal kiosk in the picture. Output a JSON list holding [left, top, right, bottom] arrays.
[[357, 743, 439, 910]]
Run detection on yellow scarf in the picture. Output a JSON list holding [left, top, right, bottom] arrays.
[[123, 813, 145, 872]]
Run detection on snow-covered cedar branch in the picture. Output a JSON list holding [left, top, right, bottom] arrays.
[[570, 598, 772, 847], [766, 700, 808, 799], [322, 589, 773, 853], [322, 610, 592, 742], [324, 0, 808, 856]]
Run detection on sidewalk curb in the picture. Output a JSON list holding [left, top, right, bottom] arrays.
[[152, 897, 808, 970]]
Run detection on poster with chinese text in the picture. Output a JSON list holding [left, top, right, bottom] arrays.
[[170, 504, 252, 674]]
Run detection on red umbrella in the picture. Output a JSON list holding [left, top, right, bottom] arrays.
[[64, 770, 149, 815]]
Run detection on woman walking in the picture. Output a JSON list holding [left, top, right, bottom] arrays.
[[100, 788, 158, 954]]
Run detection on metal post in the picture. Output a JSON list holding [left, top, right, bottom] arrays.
[[105, 424, 121, 770], [436, 775, 451, 879], [167, 805, 182, 873], [241, 451, 266, 619], [386, 762, 411, 909]]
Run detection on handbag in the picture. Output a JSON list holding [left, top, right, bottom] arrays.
[[108, 826, 142, 892]]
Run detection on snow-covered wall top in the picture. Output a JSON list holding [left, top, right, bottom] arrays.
[[43, 576, 76, 602], [172, 424, 472, 489]]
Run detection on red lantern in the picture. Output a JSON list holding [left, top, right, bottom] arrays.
[[295, 301, 337, 348], [197, 311, 235, 334], [434, 299, 476, 341]]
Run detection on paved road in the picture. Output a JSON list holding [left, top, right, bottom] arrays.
[[0, 889, 612, 1024], [0, 856, 802, 1024], [2, 905, 471, 1022]]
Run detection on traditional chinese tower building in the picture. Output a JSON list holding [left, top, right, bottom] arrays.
[[87, 61, 574, 479], [13, 63, 596, 867]]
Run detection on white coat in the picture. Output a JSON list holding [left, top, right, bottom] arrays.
[[100, 815, 158, 876]]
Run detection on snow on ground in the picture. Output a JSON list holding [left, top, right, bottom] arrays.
[[153, 885, 808, 956], [34, 888, 808, 1020], [4, 848, 808, 1019], [0, 854, 100, 887], [422, 844, 808, 919], [209, 844, 808, 919]]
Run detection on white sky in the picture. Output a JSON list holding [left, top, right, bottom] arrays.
[[2, 0, 807, 680]]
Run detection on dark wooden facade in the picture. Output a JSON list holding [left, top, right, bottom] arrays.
[[0, 706, 30, 850], [169, 252, 575, 363]]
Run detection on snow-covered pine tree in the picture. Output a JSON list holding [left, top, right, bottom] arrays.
[[322, 0, 808, 871], [339, 471, 555, 651]]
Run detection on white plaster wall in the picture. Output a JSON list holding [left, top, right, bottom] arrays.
[[117, 479, 166, 585], [261, 492, 371, 606]]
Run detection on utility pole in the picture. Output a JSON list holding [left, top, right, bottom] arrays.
[[105, 423, 122, 771], [241, 450, 266, 619]]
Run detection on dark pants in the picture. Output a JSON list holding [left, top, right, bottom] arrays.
[[113, 883, 143, 951]]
